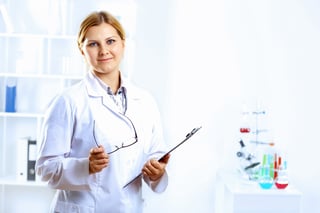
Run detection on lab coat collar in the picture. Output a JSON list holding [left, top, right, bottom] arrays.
[[84, 71, 141, 113]]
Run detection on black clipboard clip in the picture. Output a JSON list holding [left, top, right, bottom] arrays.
[[123, 126, 202, 188]]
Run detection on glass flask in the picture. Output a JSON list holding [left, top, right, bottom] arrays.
[[275, 161, 289, 189]]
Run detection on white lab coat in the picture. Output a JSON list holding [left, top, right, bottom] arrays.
[[36, 72, 168, 213]]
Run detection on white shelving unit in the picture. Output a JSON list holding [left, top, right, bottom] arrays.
[[0, 0, 137, 212], [0, 32, 84, 213]]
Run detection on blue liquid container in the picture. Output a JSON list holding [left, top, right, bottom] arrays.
[[259, 180, 273, 189], [5, 84, 16, 112], [258, 165, 274, 189]]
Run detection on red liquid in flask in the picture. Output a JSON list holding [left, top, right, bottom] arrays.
[[275, 182, 288, 189]]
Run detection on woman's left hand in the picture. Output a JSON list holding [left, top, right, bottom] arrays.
[[142, 154, 170, 181]]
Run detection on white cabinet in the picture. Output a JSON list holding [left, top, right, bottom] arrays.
[[0, 0, 137, 212]]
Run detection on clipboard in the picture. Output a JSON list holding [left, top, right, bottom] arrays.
[[123, 126, 202, 188]]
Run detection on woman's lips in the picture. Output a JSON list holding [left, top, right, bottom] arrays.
[[98, 58, 112, 62]]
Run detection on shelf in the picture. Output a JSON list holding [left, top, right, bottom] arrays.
[[0, 72, 84, 79], [0, 176, 47, 187], [0, 32, 76, 39], [0, 112, 43, 118]]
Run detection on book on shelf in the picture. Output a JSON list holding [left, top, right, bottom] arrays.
[[16, 137, 37, 181], [27, 139, 37, 181]]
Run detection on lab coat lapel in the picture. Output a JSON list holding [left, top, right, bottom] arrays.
[[85, 72, 120, 114], [101, 94, 120, 113]]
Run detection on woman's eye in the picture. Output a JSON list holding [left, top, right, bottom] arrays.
[[106, 39, 116, 45], [88, 42, 98, 47]]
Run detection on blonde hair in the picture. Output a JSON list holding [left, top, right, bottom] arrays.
[[77, 11, 126, 51]]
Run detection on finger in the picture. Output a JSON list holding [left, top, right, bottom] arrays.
[[142, 166, 151, 176], [142, 165, 164, 181], [90, 163, 107, 173], [95, 152, 108, 160], [90, 147, 108, 159], [144, 160, 162, 175], [142, 161, 155, 176], [96, 157, 109, 164], [159, 153, 170, 164], [90, 145, 105, 154], [89, 153, 107, 163], [89, 158, 109, 173], [150, 160, 162, 171]]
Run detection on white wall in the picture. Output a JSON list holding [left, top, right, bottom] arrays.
[[133, 0, 320, 213], [4, 0, 317, 212]]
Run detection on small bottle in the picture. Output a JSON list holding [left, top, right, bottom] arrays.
[[275, 160, 289, 189], [5, 78, 17, 112]]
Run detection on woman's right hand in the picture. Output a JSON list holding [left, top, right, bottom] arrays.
[[89, 145, 109, 174]]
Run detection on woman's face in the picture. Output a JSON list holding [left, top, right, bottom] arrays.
[[81, 23, 125, 77]]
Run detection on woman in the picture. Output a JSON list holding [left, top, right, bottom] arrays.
[[36, 11, 170, 213]]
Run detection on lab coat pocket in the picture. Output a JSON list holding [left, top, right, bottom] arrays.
[[53, 201, 94, 213]]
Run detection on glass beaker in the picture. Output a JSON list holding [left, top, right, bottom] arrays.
[[258, 165, 274, 189]]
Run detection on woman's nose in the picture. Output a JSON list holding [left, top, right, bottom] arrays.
[[99, 45, 110, 55]]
